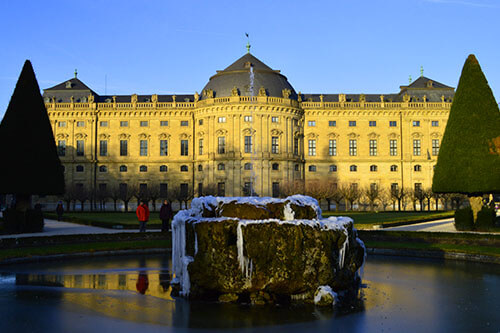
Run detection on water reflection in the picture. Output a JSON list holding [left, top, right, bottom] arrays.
[[0, 254, 499, 332]]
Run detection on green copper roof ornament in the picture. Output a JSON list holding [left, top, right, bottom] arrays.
[[245, 33, 251, 54], [74, 69, 78, 78], [409, 75, 412, 84], [420, 66, 424, 77]]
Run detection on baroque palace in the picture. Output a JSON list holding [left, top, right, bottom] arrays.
[[43, 52, 454, 200]]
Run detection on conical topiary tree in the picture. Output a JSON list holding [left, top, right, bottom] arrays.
[[432, 54, 500, 220], [0, 60, 64, 211]]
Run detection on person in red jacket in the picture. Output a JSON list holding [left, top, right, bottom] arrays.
[[136, 200, 150, 232]]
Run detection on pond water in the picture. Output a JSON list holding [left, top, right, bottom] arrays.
[[0, 254, 499, 332]]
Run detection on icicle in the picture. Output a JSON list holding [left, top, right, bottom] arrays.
[[236, 222, 253, 281], [171, 211, 193, 295], [194, 231, 198, 256], [338, 228, 349, 269], [283, 202, 295, 221]]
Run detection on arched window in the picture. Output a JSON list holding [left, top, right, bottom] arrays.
[[119, 165, 127, 172], [244, 163, 253, 170], [140, 165, 148, 172], [309, 165, 316, 172], [350, 165, 357, 172], [329, 165, 337, 172], [76, 165, 84, 172], [390, 165, 398, 172], [370, 165, 378, 172], [99, 165, 107, 173], [294, 164, 300, 171], [414, 164, 422, 172], [198, 164, 203, 171], [272, 163, 279, 171], [160, 165, 168, 172], [180, 165, 188, 172], [218, 163, 225, 171]]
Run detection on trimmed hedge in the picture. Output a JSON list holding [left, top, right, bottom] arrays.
[[476, 206, 496, 231], [454, 207, 474, 231]]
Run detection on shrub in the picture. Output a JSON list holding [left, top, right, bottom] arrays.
[[454, 207, 474, 231], [2, 208, 44, 234], [475, 206, 496, 231]]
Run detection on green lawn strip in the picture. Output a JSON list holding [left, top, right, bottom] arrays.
[[44, 212, 163, 229], [364, 240, 500, 257], [358, 230, 500, 246], [0, 239, 171, 261], [323, 211, 454, 227]]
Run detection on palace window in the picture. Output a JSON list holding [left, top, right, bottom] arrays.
[[180, 165, 188, 172], [432, 139, 440, 156], [180, 120, 188, 127], [272, 182, 280, 198], [180, 183, 189, 197], [271, 116, 279, 123], [389, 121, 397, 127], [217, 163, 225, 171], [329, 164, 337, 172], [413, 140, 421, 156], [99, 140, 107, 156], [308, 120, 316, 127], [414, 164, 422, 172], [294, 137, 299, 155], [369, 140, 377, 156], [432, 121, 439, 127], [181, 140, 189, 156], [198, 165, 203, 171], [77, 121, 85, 127], [390, 165, 398, 172], [272, 163, 279, 171], [413, 120, 420, 127], [349, 139, 357, 156], [309, 165, 316, 172], [308, 140, 316, 156], [294, 164, 300, 171], [369, 121, 377, 127], [160, 140, 168, 156], [244, 136, 253, 153], [120, 140, 128, 156], [244, 116, 253, 122], [370, 165, 378, 172], [140, 140, 148, 156], [218, 116, 226, 123], [140, 165, 147, 172], [349, 121, 356, 127], [217, 182, 225, 197], [120, 121, 128, 127], [198, 119, 203, 125], [199, 138, 203, 155], [271, 137, 279, 154], [100, 121, 108, 127], [415, 183, 422, 192], [100, 165, 109, 173], [350, 165, 357, 172], [57, 140, 66, 156], [218, 136, 226, 154], [160, 120, 168, 127], [370, 183, 378, 191], [244, 163, 253, 170], [160, 165, 168, 172], [119, 165, 127, 172], [329, 139, 337, 156], [140, 121, 148, 127], [160, 183, 168, 197], [390, 140, 397, 156], [76, 140, 84, 156], [76, 165, 84, 172], [391, 183, 399, 193], [329, 120, 336, 127], [58, 121, 66, 127]]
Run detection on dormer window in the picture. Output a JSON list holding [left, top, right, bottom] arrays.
[[427, 80, 433, 88], [244, 61, 252, 69], [65, 81, 73, 89]]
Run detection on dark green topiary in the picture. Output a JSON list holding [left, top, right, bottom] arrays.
[[475, 206, 496, 231], [432, 54, 500, 195], [454, 207, 474, 231], [0, 60, 64, 195]]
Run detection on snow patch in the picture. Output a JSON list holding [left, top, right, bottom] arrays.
[[283, 202, 295, 221], [314, 285, 338, 305]]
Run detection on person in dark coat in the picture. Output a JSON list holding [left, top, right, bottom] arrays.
[[55, 201, 64, 221], [159, 199, 173, 232], [136, 200, 150, 232]]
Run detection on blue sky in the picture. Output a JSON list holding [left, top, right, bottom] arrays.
[[1, 0, 499, 116]]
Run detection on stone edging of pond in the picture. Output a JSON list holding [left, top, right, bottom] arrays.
[[0, 248, 170, 265], [367, 247, 500, 265]]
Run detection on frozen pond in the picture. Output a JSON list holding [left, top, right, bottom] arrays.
[[0, 254, 499, 332]]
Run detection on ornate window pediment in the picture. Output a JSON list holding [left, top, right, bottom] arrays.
[[158, 133, 171, 140], [138, 133, 150, 139], [215, 129, 228, 136], [270, 129, 283, 136], [307, 132, 319, 139], [328, 132, 338, 139], [430, 132, 441, 138], [75, 133, 87, 139], [119, 133, 130, 140], [347, 132, 360, 139], [242, 128, 256, 135], [411, 132, 423, 139], [196, 131, 205, 137], [99, 133, 110, 140], [388, 132, 400, 139], [367, 132, 380, 139], [179, 133, 191, 139], [56, 133, 69, 140]]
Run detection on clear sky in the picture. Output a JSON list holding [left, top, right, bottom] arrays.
[[1, 0, 499, 117]]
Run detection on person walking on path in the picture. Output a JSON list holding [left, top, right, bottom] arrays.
[[55, 201, 64, 221], [136, 200, 150, 232], [159, 199, 173, 232]]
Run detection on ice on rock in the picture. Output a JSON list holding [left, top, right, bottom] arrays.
[[314, 285, 338, 306]]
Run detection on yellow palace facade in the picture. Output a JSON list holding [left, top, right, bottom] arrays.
[[43, 52, 454, 200]]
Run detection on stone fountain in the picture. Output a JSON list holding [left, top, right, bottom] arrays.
[[171, 195, 365, 306]]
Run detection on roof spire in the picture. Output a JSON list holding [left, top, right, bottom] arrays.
[[74, 69, 78, 78], [245, 33, 251, 54], [420, 66, 424, 77], [409, 75, 412, 84]]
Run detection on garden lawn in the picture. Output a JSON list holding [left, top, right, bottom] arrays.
[[44, 212, 163, 229], [322, 211, 454, 229]]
